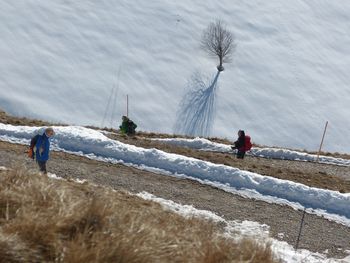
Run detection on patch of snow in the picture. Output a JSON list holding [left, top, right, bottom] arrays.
[[47, 173, 63, 180], [73, 178, 88, 184], [47, 172, 88, 184], [278, 233, 285, 239], [1, 123, 349, 225], [138, 191, 224, 222]]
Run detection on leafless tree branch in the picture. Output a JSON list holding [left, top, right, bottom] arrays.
[[201, 20, 236, 71]]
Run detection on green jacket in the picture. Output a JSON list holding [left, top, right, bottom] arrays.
[[120, 119, 137, 135]]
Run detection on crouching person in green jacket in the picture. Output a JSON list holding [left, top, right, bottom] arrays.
[[119, 116, 137, 135]]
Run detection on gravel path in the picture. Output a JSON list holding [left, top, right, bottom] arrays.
[[1, 141, 350, 259]]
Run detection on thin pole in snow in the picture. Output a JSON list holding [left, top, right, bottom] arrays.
[[295, 208, 306, 251], [316, 121, 328, 162], [126, 94, 129, 117]]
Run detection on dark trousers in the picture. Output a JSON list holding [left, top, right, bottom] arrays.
[[37, 161, 47, 174], [236, 150, 246, 159]]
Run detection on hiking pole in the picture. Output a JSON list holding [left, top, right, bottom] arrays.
[[295, 208, 306, 251], [316, 121, 328, 162]]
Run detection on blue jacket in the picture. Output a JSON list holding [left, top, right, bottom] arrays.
[[35, 133, 50, 161]]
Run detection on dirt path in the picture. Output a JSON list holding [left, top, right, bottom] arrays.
[[1, 141, 349, 259], [108, 133, 350, 193]]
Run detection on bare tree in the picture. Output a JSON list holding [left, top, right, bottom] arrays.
[[201, 20, 236, 72]]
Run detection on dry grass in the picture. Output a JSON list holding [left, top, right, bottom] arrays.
[[0, 168, 279, 263], [0, 110, 52, 127]]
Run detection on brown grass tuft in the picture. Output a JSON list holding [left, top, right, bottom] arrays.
[[0, 168, 280, 263], [0, 110, 53, 127]]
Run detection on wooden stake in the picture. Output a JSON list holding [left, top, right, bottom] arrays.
[[316, 121, 328, 162], [295, 208, 306, 251], [126, 94, 129, 117]]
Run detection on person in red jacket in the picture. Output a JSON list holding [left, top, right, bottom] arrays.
[[231, 130, 246, 159]]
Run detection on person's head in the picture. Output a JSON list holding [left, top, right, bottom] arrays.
[[122, 116, 128, 121], [45, 127, 55, 138], [238, 130, 245, 137]]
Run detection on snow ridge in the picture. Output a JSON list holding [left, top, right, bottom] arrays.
[[151, 137, 350, 167]]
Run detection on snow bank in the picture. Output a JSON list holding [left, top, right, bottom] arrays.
[[1, 123, 350, 221], [138, 192, 350, 263], [151, 137, 350, 166]]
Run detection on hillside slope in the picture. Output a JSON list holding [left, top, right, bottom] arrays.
[[1, 1, 350, 152], [1, 111, 350, 260], [1, 141, 350, 260]]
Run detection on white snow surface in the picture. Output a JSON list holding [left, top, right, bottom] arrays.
[[138, 192, 350, 263], [1, 123, 350, 224], [1, 1, 350, 153], [151, 137, 350, 166]]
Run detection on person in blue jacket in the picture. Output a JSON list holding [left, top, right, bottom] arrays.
[[29, 127, 55, 174]]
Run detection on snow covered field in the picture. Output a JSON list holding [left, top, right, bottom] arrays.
[[1, 123, 349, 227], [1, 1, 350, 153], [151, 137, 350, 166]]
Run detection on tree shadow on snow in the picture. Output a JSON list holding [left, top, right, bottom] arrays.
[[174, 71, 220, 137]]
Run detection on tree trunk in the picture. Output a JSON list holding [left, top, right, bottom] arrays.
[[217, 56, 224, 71]]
